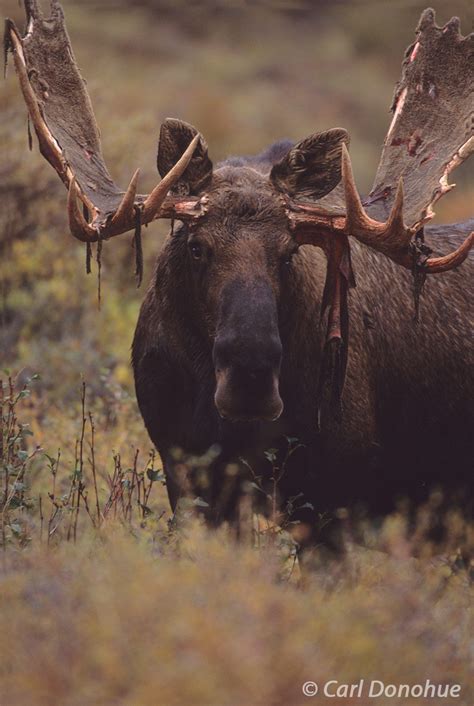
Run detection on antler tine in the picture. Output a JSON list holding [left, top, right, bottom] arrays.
[[101, 136, 202, 237], [342, 143, 407, 238], [109, 168, 140, 231], [143, 134, 200, 221], [424, 232, 474, 274], [386, 177, 404, 231], [341, 143, 413, 265], [68, 178, 98, 243], [341, 142, 370, 233]]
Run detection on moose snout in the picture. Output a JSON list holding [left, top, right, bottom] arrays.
[[212, 279, 284, 423], [213, 331, 283, 375], [214, 361, 284, 423]]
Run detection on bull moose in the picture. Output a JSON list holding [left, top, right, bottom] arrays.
[[6, 2, 473, 551]]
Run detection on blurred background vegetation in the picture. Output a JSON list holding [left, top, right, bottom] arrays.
[[1, 2, 473, 704]]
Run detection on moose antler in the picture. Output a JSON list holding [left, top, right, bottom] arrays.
[[5, 0, 206, 245], [288, 8, 473, 274], [283, 9, 473, 426]]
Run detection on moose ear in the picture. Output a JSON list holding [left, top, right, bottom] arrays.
[[157, 118, 213, 196], [270, 128, 350, 201]]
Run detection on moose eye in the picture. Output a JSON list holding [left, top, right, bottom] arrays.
[[189, 241, 203, 260], [281, 247, 299, 269]]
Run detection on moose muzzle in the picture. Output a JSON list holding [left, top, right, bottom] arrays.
[[213, 278, 283, 423]]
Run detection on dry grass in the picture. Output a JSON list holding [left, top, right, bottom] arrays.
[[1, 378, 474, 706], [1, 516, 473, 706]]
